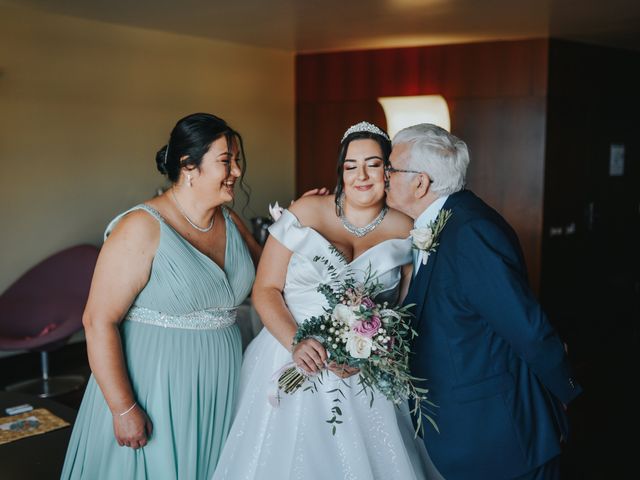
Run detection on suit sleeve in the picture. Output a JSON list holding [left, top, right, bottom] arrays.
[[456, 218, 582, 404]]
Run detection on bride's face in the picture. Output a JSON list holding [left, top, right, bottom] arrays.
[[342, 139, 386, 207]]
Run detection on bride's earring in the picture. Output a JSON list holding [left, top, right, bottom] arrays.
[[187, 174, 192, 187]]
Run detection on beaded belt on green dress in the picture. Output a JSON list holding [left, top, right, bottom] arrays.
[[124, 305, 237, 330]]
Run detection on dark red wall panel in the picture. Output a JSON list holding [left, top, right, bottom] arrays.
[[295, 39, 549, 290]]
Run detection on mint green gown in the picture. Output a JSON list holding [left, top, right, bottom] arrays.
[[61, 204, 255, 479]]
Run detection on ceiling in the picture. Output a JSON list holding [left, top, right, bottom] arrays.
[[7, 0, 640, 53]]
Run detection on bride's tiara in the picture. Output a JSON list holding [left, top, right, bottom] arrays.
[[341, 121, 390, 143]]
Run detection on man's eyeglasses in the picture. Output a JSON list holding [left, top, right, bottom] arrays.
[[384, 165, 432, 182], [384, 165, 423, 175]]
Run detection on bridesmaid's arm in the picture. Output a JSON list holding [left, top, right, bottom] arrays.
[[228, 209, 262, 266], [252, 236, 327, 373], [82, 211, 157, 449]]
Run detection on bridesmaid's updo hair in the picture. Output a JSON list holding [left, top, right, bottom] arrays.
[[155, 113, 247, 184], [334, 121, 392, 215]]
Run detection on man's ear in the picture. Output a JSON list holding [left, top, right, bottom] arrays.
[[414, 173, 430, 199]]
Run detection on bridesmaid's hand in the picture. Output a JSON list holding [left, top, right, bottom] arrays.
[[113, 404, 153, 449], [292, 338, 327, 374], [328, 362, 360, 379]]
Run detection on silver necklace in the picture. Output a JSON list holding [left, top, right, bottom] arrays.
[[171, 189, 215, 233], [338, 194, 388, 238]]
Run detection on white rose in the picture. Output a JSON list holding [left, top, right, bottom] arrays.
[[268, 201, 284, 221], [345, 332, 373, 359], [410, 227, 434, 250], [333, 303, 357, 326]]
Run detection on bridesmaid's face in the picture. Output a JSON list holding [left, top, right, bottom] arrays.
[[342, 139, 386, 207], [196, 136, 242, 204]]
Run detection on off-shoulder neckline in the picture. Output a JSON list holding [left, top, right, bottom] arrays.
[[279, 209, 410, 265]]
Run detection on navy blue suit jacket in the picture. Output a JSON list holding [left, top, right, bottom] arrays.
[[405, 190, 582, 479]]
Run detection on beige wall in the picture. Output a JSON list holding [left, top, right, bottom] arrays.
[[0, 5, 295, 293]]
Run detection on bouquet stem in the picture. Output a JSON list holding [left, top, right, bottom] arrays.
[[278, 367, 308, 394]]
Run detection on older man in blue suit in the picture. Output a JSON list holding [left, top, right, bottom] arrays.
[[386, 124, 582, 480]]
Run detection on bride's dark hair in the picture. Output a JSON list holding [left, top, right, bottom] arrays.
[[334, 125, 392, 216]]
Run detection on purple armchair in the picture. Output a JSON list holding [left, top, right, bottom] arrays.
[[0, 244, 99, 397]]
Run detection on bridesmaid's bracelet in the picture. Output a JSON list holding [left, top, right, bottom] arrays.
[[119, 402, 137, 417]]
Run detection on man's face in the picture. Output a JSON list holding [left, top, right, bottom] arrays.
[[385, 143, 415, 216]]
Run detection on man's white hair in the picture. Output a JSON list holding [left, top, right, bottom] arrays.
[[393, 124, 469, 196]]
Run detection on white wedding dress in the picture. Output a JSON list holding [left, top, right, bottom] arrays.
[[213, 210, 444, 480]]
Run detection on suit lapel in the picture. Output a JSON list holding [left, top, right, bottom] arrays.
[[404, 190, 469, 329]]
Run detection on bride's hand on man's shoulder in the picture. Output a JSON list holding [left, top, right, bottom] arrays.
[[292, 337, 327, 374]]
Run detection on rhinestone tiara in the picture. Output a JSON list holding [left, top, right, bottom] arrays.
[[341, 121, 390, 143]]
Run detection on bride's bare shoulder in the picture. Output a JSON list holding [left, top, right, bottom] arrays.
[[289, 194, 336, 226], [384, 207, 413, 237]]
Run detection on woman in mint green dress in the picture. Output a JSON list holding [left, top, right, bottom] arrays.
[[61, 113, 261, 479]]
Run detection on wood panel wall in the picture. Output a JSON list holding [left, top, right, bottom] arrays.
[[296, 40, 549, 290]]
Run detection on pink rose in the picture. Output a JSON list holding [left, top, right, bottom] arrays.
[[352, 316, 381, 338], [361, 297, 376, 309]]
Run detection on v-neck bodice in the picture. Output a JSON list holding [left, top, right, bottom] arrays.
[[104, 204, 255, 314], [268, 209, 412, 324]]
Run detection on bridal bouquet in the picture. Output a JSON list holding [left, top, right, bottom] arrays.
[[277, 254, 438, 436]]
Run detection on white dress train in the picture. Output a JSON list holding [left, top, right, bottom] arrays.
[[213, 210, 444, 480]]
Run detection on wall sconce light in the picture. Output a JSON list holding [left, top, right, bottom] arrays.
[[378, 95, 450, 139]]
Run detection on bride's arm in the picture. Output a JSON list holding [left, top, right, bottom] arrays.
[[252, 236, 327, 373], [398, 263, 413, 303]]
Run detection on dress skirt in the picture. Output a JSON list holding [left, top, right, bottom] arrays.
[[61, 320, 242, 480]]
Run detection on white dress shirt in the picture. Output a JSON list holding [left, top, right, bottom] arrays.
[[412, 195, 449, 275]]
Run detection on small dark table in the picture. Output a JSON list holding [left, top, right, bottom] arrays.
[[0, 392, 77, 480]]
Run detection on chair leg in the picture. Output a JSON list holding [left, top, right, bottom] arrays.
[[40, 351, 49, 381], [5, 351, 85, 398]]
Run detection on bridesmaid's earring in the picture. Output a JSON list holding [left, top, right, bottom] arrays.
[[187, 174, 192, 187]]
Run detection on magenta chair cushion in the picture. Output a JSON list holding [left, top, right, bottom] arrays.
[[0, 244, 99, 352]]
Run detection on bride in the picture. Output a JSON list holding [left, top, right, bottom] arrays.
[[213, 122, 443, 479]]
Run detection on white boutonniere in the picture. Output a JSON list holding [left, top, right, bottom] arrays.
[[268, 201, 284, 221], [410, 209, 452, 265]]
